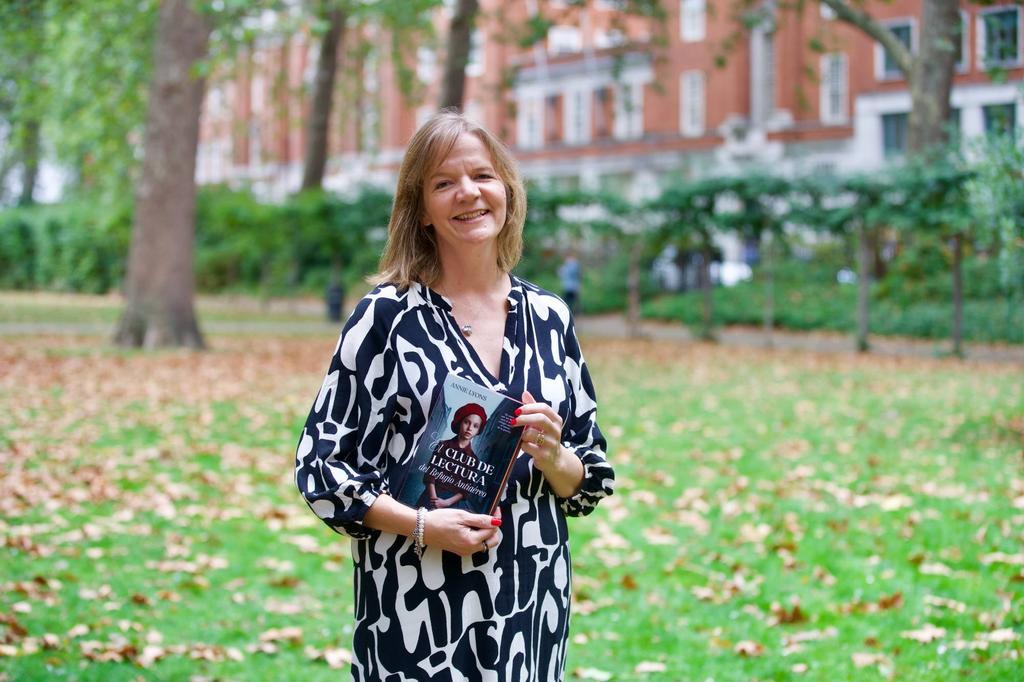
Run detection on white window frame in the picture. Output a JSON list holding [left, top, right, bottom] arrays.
[[563, 87, 592, 146], [819, 53, 848, 125], [613, 81, 644, 140], [547, 25, 582, 55], [679, 70, 705, 137], [466, 29, 484, 77], [516, 94, 543, 150], [417, 46, 436, 84], [594, 28, 626, 49], [874, 18, 916, 81], [977, 5, 1023, 69], [680, 0, 706, 43]]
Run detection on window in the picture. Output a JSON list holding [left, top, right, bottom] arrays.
[[820, 2, 836, 21], [819, 53, 847, 124], [877, 20, 913, 80], [680, 70, 705, 136], [466, 29, 484, 77], [983, 103, 1017, 135], [954, 12, 968, 71], [594, 28, 626, 49], [545, 95, 561, 144], [613, 82, 644, 140], [881, 112, 908, 158], [517, 95, 543, 149], [594, 87, 613, 138], [417, 47, 436, 84], [564, 88, 591, 145], [978, 7, 1021, 67], [548, 26, 582, 55], [680, 0, 706, 43]]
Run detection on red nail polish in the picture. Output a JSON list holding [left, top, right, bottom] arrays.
[[514, 407, 522, 416], [510, 418, 517, 426], [491, 518, 502, 527]]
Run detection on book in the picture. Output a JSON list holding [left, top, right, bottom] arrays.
[[393, 373, 525, 515]]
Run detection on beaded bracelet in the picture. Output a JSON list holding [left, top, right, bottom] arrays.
[[413, 507, 427, 558]]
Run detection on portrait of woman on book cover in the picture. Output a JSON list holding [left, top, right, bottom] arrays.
[[417, 402, 487, 511], [294, 110, 615, 681]]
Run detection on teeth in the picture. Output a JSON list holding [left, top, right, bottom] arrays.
[[455, 209, 487, 220]]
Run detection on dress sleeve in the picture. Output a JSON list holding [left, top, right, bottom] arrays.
[[558, 317, 615, 517], [294, 294, 399, 539]]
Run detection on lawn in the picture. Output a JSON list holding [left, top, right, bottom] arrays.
[[1, 326, 1022, 680]]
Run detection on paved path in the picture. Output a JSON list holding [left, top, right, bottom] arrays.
[[575, 314, 1024, 364]]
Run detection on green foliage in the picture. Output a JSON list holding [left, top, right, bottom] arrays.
[[0, 198, 132, 292], [0, 186, 391, 295], [966, 131, 1024, 298]]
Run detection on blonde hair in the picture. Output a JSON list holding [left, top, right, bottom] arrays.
[[369, 110, 527, 289]]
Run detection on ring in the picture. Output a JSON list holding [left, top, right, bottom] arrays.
[[481, 540, 488, 552], [534, 431, 544, 446]]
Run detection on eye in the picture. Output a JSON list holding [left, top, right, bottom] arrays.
[[433, 179, 451, 190]]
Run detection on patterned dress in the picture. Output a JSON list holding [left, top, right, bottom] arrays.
[[294, 275, 614, 681]]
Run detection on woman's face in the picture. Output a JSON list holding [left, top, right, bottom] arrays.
[[421, 133, 508, 258], [458, 414, 483, 442]]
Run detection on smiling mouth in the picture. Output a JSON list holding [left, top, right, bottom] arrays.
[[453, 209, 489, 221]]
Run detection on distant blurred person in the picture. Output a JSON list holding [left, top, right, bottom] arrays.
[[558, 251, 580, 315]]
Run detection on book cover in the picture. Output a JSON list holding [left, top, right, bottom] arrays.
[[394, 374, 525, 515]]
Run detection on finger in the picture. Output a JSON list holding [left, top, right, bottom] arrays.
[[522, 389, 535, 404], [516, 401, 563, 425], [465, 513, 501, 530]]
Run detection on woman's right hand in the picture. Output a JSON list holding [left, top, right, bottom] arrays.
[[423, 508, 501, 557]]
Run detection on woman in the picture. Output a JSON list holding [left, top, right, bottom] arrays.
[[420, 403, 488, 510], [294, 111, 614, 681]]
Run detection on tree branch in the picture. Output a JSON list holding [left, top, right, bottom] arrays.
[[820, 0, 913, 76]]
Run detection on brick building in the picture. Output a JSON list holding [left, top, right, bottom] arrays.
[[196, 0, 1023, 202]]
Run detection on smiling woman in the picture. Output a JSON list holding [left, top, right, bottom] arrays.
[[294, 110, 614, 681]]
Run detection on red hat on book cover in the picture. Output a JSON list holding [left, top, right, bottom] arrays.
[[451, 403, 487, 432]]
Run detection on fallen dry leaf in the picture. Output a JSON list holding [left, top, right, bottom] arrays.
[[901, 623, 946, 643], [734, 640, 764, 657]]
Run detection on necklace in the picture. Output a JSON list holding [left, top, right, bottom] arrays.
[[460, 323, 473, 337]]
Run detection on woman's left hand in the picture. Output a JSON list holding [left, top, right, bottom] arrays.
[[516, 390, 566, 472], [516, 391, 586, 499]]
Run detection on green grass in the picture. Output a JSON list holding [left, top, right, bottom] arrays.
[[2, 334, 1023, 680], [0, 291, 330, 326]]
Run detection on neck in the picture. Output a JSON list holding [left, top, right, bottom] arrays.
[[434, 246, 508, 299]]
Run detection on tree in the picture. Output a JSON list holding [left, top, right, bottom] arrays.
[[300, 1, 348, 191], [0, 0, 48, 206], [438, 0, 479, 110], [719, 174, 791, 347], [817, 0, 960, 155], [114, 0, 211, 348], [649, 177, 734, 341]]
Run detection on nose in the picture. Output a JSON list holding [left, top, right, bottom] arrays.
[[455, 175, 480, 199]]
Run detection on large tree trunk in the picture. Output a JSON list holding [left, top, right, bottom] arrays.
[[300, 5, 346, 191], [856, 224, 872, 352], [438, 0, 479, 111], [907, 0, 960, 154], [114, 0, 210, 349]]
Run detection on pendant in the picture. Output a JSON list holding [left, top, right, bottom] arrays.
[[461, 323, 473, 337]]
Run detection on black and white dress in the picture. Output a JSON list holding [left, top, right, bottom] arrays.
[[295, 275, 614, 681]]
